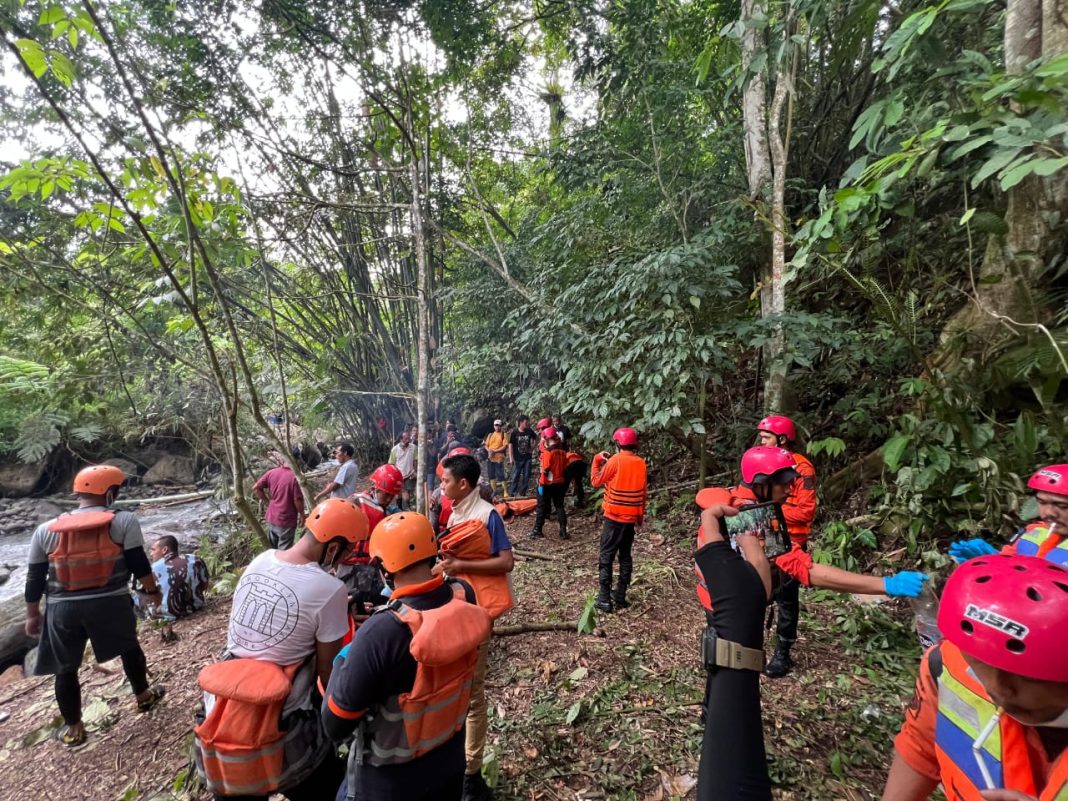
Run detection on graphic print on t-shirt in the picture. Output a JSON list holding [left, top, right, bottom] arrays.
[[229, 573, 300, 651]]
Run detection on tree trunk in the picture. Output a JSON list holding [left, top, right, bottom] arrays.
[[935, 0, 1068, 368], [410, 122, 431, 515]]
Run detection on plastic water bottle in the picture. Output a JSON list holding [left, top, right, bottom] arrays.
[[909, 583, 941, 650]]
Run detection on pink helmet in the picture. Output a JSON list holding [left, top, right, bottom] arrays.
[[535, 418, 551, 430], [740, 446, 797, 485], [757, 415, 797, 443], [369, 464, 404, 496], [543, 427, 558, 440], [938, 554, 1068, 682], [613, 427, 638, 447], [1028, 464, 1068, 497]]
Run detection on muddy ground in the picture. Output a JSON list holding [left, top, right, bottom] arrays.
[[0, 504, 926, 801]]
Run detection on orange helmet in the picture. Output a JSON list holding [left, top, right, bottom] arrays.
[[304, 498, 369, 545], [72, 465, 126, 495], [369, 512, 438, 573]]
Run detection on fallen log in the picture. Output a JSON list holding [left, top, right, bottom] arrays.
[[495, 621, 579, 636], [55, 490, 216, 508], [512, 549, 554, 561]]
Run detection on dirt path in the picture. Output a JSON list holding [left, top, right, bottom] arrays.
[[0, 506, 922, 800]]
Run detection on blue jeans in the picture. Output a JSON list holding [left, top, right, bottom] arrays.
[[509, 457, 532, 496]]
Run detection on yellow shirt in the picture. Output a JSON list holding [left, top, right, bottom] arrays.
[[484, 431, 509, 463]]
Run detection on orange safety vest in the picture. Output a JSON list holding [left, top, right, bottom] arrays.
[[1006, 522, 1068, 566], [359, 582, 491, 766], [933, 642, 1068, 800], [566, 451, 585, 467], [47, 511, 125, 595], [591, 451, 647, 524], [438, 519, 514, 619], [194, 659, 304, 797]]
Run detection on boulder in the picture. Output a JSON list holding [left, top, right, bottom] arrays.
[[35, 500, 65, 525], [0, 664, 23, 689], [102, 457, 140, 481], [0, 459, 48, 498], [22, 646, 37, 676], [0, 623, 35, 669], [143, 455, 196, 485]]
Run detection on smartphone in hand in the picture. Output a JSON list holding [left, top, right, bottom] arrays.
[[719, 501, 791, 558]]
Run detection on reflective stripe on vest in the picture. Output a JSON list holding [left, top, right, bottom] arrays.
[[935, 643, 1068, 800], [601, 452, 647, 523], [46, 511, 125, 595], [1011, 523, 1068, 566], [360, 583, 490, 767]]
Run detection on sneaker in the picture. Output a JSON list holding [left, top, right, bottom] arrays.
[[463, 771, 493, 801], [594, 598, 613, 613], [764, 649, 793, 678]]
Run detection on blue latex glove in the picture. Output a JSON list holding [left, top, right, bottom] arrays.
[[883, 571, 929, 598], [948, 538, 998, 563], [537, 484, 543, 496]]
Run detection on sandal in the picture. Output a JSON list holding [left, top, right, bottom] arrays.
[[59, 727, 87, 747], [136, 685, 166, 713]]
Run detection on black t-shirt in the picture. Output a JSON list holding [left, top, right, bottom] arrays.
[[510, 428, 538, 458]]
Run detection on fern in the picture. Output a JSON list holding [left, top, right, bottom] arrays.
[[69, 422, 103, 444], [14, 409, 68, 463], [0, 355, 50, 393]]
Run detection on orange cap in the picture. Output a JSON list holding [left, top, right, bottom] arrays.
[[369, 512, 438, 573]]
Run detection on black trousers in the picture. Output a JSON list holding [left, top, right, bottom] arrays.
[[598, 519, 635, 602], [772, 575, 800, 649], [694, 541, 772, 801], [533, 484, 567, 536], [217, 751, 344, 801]]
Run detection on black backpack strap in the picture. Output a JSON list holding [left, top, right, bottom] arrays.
[[927, 643, 944, 681]]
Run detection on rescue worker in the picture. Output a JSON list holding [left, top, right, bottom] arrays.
[[949, 463, 1068, 565], [755, 415, 817, 678], [24, 465, 166, 747], [195, 498, 367, 800], [435, 452, 515, 801], [694, 447, 927, 693], [563, 449, 589, 509], [531, 427, 569, 540], [322, 512, 491, 801], [535, 417, 552, 454], [338, 464, 404, 611], [590, 427, 648, 612], [881, 553, 1068, 801]]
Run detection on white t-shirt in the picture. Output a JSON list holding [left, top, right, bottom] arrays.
[[391, 442, 416, 478], [227, 550, 348, 666]]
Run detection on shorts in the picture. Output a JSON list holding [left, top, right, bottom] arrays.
[[35, 594, 141, 676], [487, 461, 505, 481], [403, 477, 416, 497], [268, 523, 297, 550]]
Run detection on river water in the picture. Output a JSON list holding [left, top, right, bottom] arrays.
[[0, 495, 230, 605]]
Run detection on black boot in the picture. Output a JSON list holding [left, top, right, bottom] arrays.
[[611, 585, 629, 609], [594, 596, 613, 613], [764, 646, 794, 678], [463, 771, 493, 801]]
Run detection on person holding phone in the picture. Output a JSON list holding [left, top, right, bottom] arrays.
[[693, 448, 928, 670], [755, 415, 817, 678]]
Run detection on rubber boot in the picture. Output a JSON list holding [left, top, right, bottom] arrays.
[[764, 645, 794, 678], [595, 564, 613, 612], [611, 583, 629, 609], [463, 771, 493, 801]]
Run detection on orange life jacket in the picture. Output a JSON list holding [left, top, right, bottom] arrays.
[[47, 511, 125, 595], [565, 451, 585, 467], [438, 518, 514, 619], [194, 659, 304, 797], [591, 451, 647, 524], [933, 642, 1068, 800], [358, 582, 491, 766]]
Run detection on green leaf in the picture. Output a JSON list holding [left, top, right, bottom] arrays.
[[882, 434, 911, 473], [15, 39, 47, 78], [1030, 156, 1068, 177], [577, 593, 597, 634], [971, 147, 1022, 188], [999, 158, 1036, 190], [959, 208, 976, 226], [50, 51, 76, 88], [565, 701, 583, 725], [38, 7, 66, 25]]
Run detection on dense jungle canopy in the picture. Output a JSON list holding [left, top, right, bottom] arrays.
[[0, 0, 1065, 557]]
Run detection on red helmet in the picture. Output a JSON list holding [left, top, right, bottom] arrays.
[[1027, 464, 1068, 497], [740, 446, 797, 485], [543, 427, 558, 440], [757, 415, 797, 443], [436, 447, 473, 479], [613, 427, 638, 447], [535, 418, 551, 430], [938, 554, 1068, 682], [369, 464, 404, 496]]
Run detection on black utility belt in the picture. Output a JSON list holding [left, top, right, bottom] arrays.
[[701, 626, 764, 672]]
